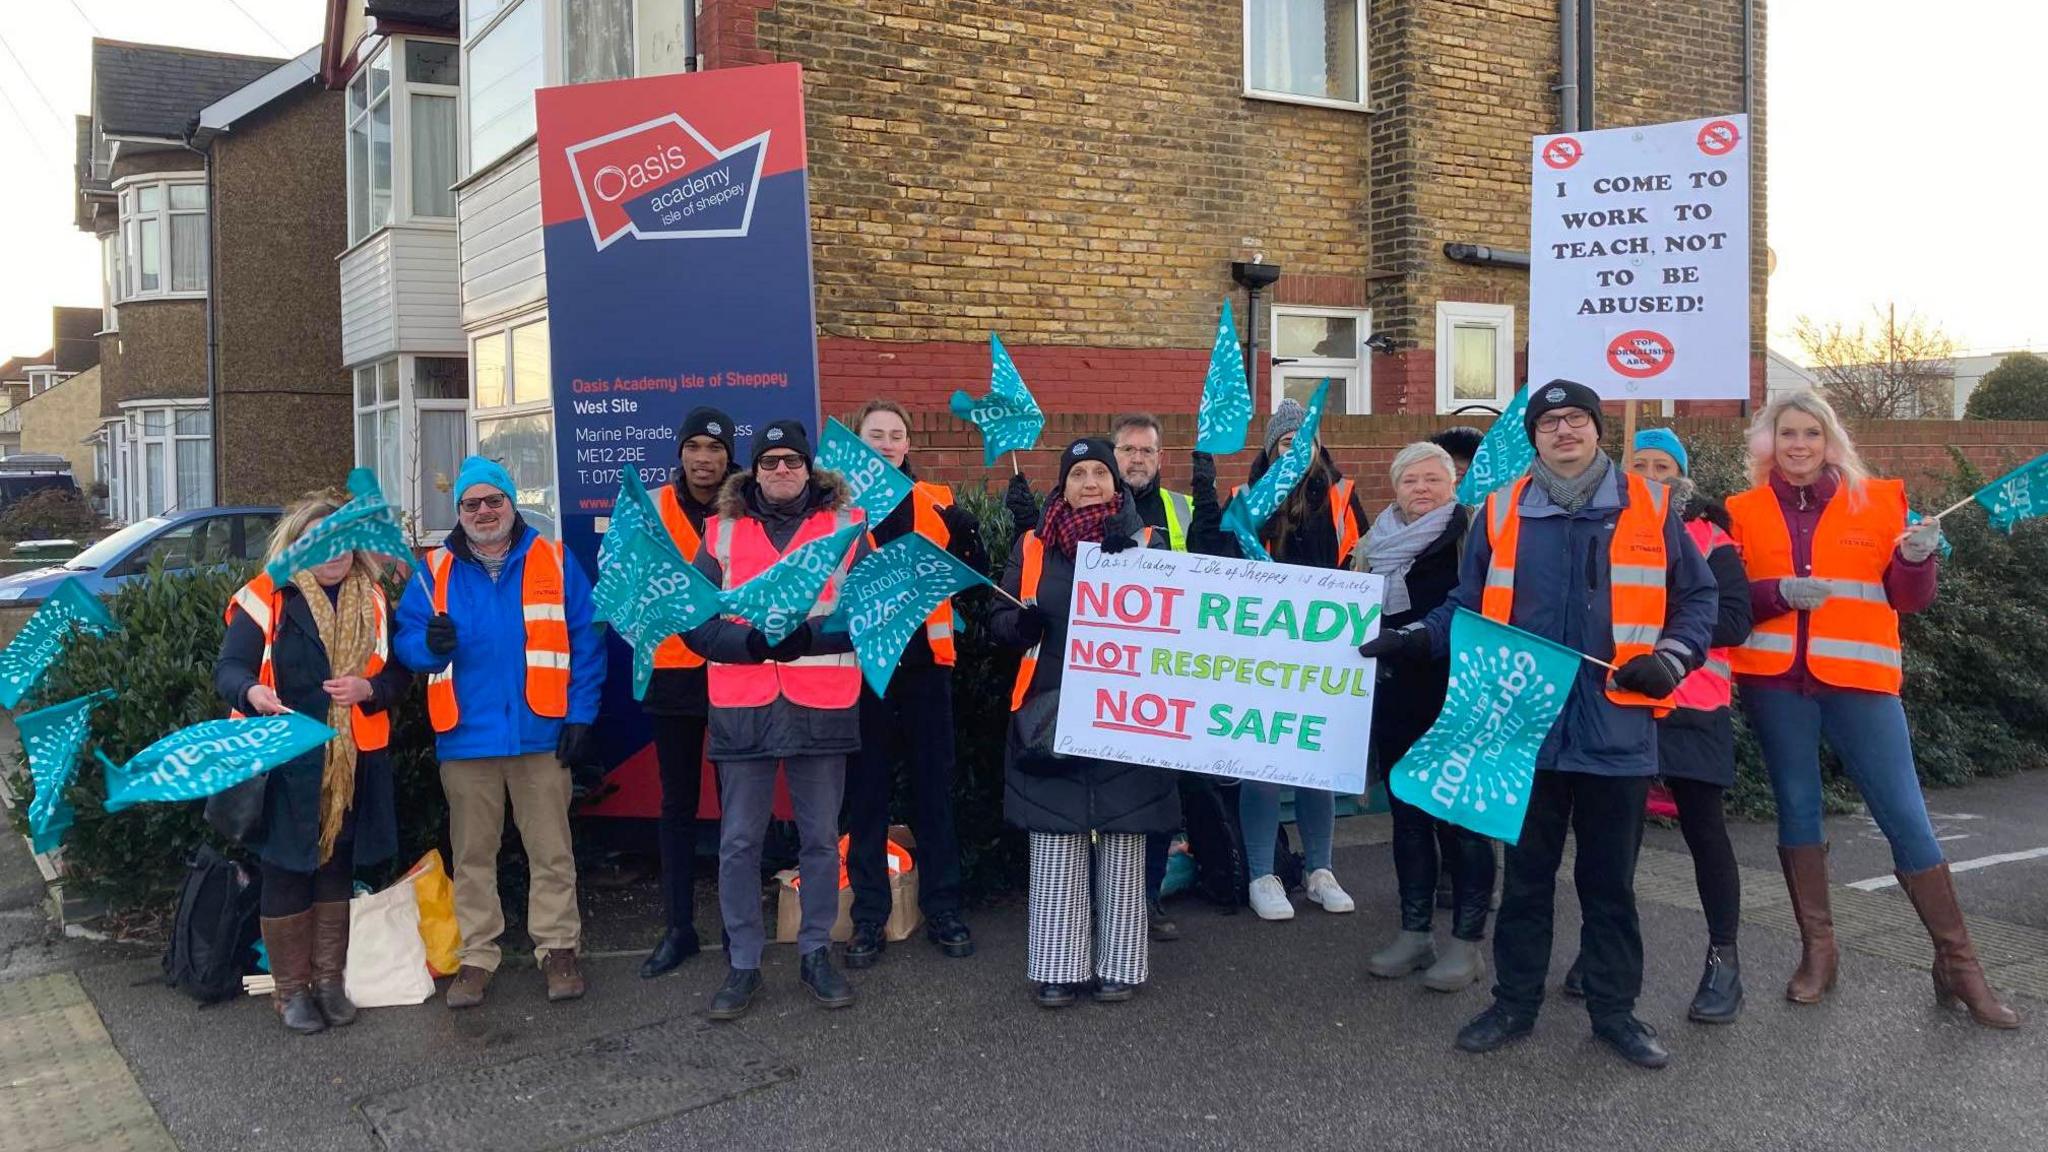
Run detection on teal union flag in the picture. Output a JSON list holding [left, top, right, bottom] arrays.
[[101, 713, 337, 813], [0, 577, 119, 710], [816, 418, 914, 525], [1973, 452, 2048, 534], [265, 468, 414, 585], [18, 690, 114, 853], [837, 534, 989, 694], [948, 332, 1045, 466], [718, 519, 866, 645], [1195, 299, 1253, 455], [1455, 385, 1534, 505], [592, 523, 724, 699], [1220, 378, 1330, 562]]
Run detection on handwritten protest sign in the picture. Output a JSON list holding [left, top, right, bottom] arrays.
[[1530, 114, 1750, 401], [1051, 543, 1383, 792], [816, 418, 914, 524]]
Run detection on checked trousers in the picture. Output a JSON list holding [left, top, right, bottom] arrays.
[[1027, 831, 1147, 986]]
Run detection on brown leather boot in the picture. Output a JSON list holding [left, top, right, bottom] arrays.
[[542, 948, 586, 1003], [1896, 862, 2021, 1030], [310, 901, 356, 1027], [1778, 844, 1838, 1004], [260, 911, 326, 1035]]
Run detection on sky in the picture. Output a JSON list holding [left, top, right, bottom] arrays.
[[0, 1, 2041, 360]]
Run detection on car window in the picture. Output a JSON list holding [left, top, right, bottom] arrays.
[[236, 514, 280, 561], [126, 524, 201, 574], [66, 517, 172, 570]]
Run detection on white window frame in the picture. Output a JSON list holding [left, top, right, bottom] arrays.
[[352, 354, 471, 542], [468, 312, 559, 535], [114, 176, 207, 301], [346, 45, 394, 243], [1435, 301, 1516, 414], [1270, 305, 1371, 414], [347, 37, 462, 249], [1242, 0, 1368, 112], [100, 232, 123, 332], [117, 399, 211, 520]]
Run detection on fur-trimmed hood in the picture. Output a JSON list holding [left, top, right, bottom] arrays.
[[715, 467, 850, 520]]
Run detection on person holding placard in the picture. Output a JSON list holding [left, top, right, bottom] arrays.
[[1188, 398, 1369, 921], [841, 399, 989, 969], [1728, 392, 2018, 1029], [1353, 442, 1495, 993], [989, 438, 1178, 1008], [1362, 380, 1718, 1070], [638, 407, 742, 980], [217, 491, 413, 1033]]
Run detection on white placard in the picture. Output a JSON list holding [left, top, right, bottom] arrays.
[[1051, 544, 1384, 793], [1529, 114, 1751, 401]]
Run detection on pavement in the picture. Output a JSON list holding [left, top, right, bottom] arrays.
[[6, 772, 2048, 1152]]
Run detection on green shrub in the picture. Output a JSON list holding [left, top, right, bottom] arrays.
[[0, 488, 100, 542], [1964, 352, 2048, 421]]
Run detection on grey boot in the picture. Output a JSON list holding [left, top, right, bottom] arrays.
[[1422, 935, 1487, 993], [1367, 930, 1436, 979]]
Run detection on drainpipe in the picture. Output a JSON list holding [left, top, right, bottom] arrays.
[[1558, 0, 1580, 132], [684, 0, 698, 71], [1576, 0, 1595, 130]]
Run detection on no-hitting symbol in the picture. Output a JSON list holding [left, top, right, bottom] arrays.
[[1542, 136, 1583, 170], [1696, 119, 1740, 156], [1607, 330, 1676, 379]]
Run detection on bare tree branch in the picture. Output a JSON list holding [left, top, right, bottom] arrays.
[[1792, 304, 1958, 420]]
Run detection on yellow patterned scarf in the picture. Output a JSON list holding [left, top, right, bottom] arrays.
[[291, 566, 377, 865]]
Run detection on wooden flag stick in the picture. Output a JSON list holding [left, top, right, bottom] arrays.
[[1579, 651, 1620, 672], [1928, 492, 1980, 521], [1009, 451, 1021, 475], [984, 582, 1029, 611]]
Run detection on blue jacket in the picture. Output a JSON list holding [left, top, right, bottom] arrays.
[[395, 523, 605, 761], [1422, 464, 1717, 776]]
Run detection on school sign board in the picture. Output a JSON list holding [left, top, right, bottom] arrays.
[[1052, 545, 1385, 794], [1529, 114, 1751, 401]]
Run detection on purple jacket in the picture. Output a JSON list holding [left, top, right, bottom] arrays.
[[1743, 469, 1935, 695]]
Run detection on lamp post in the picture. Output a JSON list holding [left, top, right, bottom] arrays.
[[1231, 259, 1282, 404]]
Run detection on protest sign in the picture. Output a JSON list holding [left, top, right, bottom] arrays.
[[1456, 385, 1535, 504], [1196, 300, 1252, 455], [101, 713, 337, 813], [1970, 452, 2048, 533], [19, 689, 114, 853], [265, 470, 413, 585], [1530, 114, 1751, 401], [0, 577, 119, 710], [718, 519, 865, 644], [1387, 609, 1582, 844], [816, 418, 914, 524], [838, 534, 989, 694], [948, 333, 1045, 466], [1050, 543, 1383, 792], [593, 526, 724, 699], [1220, 379, 1331, 561]]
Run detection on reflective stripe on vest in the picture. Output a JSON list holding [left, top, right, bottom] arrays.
[[652, 485, 707, 670], [1158, 489, 1191, 553], [425, 536, 572, 733], [1670, 517, 1735, 714], [1010, 531, 1046, 712], [913, 481, 958, 666], [706, 506, 863, 711], [1726, 477, 1907, 695], [224, 574, 391, 751], [1482, 471, 1674, 713]]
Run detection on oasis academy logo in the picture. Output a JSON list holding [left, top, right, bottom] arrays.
[[565, 114, 770, 250]]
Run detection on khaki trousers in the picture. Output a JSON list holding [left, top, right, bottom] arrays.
[[440, 752, 581, 970]]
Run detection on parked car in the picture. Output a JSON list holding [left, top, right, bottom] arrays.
[[0, 454, 79, 510], [0, 506, 283, 607]]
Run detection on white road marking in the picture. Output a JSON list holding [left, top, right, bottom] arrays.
[[1847, 845, 2048, 891]]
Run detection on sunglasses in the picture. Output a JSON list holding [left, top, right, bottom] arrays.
[[756, 454, 807, 473], [459, 493, 508, 514]]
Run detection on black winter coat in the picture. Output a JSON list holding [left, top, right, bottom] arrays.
[[1656, 502, 1754, 787], [1366, 505, 1470, 769], [641, 479, 724, 719], [214, 585, 411, 874], [986, 499, 1182, 836]]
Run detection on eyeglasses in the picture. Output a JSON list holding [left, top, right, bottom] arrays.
[[1535, 411, 1595, 433], [755, 454, 807, 472], [1114, 444, 1159, 458], [459, 493, 508, 514]]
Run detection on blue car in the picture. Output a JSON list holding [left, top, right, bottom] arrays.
[[0, 506, 283, 607]]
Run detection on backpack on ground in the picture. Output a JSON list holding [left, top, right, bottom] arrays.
[[162, 846, 262, 1004], [1181, 780, 1248, 907]]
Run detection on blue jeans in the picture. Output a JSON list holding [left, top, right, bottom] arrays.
[[1240, 782, 1334, 878], [1742, 685, 1943, 873]]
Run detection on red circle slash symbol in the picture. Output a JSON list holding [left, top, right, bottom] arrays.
[[1608, 330, 1676, 380], [1696, 119, 1741, 156], [1542, 136, 1583, 170]]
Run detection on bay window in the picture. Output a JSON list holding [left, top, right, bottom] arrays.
[[117, 178, 206, 300], [347, 53, 393, 241], [465, 0, 543, 171], [110, 401, 212, 522], [349, 38, 459, 244], [471, 317, 556, 533], [100, 232, 122, 330], [354, 356, 472, 538]]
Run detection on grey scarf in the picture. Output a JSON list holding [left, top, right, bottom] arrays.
[[1360, 502, 1455, 615], [1529, 452, 1613, 514]]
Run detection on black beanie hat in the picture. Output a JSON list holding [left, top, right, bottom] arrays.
[[678, 406, 736, 458], [1057, 437, 1119, 490], [753, 419, 814, 469], [1523, 379, 1605, 443]]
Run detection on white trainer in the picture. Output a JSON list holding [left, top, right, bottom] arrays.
[[1304, 869, 1356, 914], [1248, 874, 1295, 920]]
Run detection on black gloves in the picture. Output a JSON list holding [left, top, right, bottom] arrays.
[[1005, 473, 1039, 535], [746, 624, 814, 663], [555, 722, 593, 768], [939, 503, 989, 569], [1612, 651, 1686, 699], [426, 612, 458, 656], [1101, 532, 1138, 555], [1358, 625, 1431, 663], [1305, 470, 1331, 504], [1011, 604, 1047, 647], [939, 504, 979, 541], [1191, 451, 1217, 491]]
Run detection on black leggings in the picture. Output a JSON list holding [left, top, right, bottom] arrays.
[[260, 829, 356, 917], [1666, 777, 1740, 948]]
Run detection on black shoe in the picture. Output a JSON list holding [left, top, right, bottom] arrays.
[[1687, 944, 1744, 1024], [1091, 979, 1136, 1003], [1147, 901, 1180, 943], [280, 989, 327, 1035], [1593, 1015, 1671, 1070], [1454, 1003, 1535, 1054], [800, 947, 856, 1009], [926, 912, 975, 958], [639, 928, 701, 979], [1561, 956, 1586, 999], [707, 967, 762, 1022], [843, 921, 886, 969], [1035, 982, 1077, 1009]]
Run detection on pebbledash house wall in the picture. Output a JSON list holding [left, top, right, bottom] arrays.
[[699, 0, 1767, 418]]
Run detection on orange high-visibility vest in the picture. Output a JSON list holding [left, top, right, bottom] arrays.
[[224, 573, 391, 751], [1726, 477, 1908, 695], [785, 833, 915, 892], [1670, 516, 1736, 714], [424, 536, 571, 733], [1482, 471, 1674, 713], [652, 485, 707, 671], [1007, 526, 1154, 711], [705, 506, 863, 711], [1229, 477, 1360, 561], [912, 481, 957, 666]]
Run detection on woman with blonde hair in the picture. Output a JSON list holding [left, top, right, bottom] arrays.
[[1726, 391, 2017, 1028], [214, 491, 413, 1034]]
